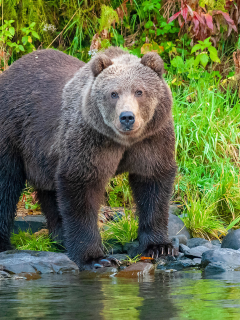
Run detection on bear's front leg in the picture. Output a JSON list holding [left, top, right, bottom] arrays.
[[129, 170, 176, 258], [57, 174, 116, 270]]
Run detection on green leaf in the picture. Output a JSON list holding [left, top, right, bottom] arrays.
[[9, 27, 15, 36], [29, 22, 36, 28], [199, 53, 209, 67], [18, 45, 24, 51], [145, 21, 153, 29], [208, 46, 220, 62], [22, 35, 28, 45], [194, 54, 201, 67], [157, 29, 164, 36], [32, 31, 40, 39], [149, 29, 155, 34], [191, 44, 202, 53]]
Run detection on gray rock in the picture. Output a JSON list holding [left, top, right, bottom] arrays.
[[123, 241, 139, 258], [169, 204, 180, 216], [179, 244, 190, 254], [204, 262, 231, 274], [202, 248, 240, 271], [221, 229, 240, 250], [108, 244, 123, 255], [0, 270, 11, 279], [180, 245, 210, 258], [157, 258, 198, 271], [176, 252, 185, 260], [193, 258, 202, 265], [170, 237, 179, 253], [170, 234, 188, 245], [211, 240, 221, 247], [187, 238, 211, 248], [0, 250, 79, 274], [168, 214, 190, 239], [14, 215, 47, 234]]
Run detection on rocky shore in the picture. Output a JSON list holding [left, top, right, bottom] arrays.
[[1, 229, 240, 280], [2, 206, 240, 280]]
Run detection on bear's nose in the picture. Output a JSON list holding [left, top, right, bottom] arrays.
[[119, 111, 135, 127]]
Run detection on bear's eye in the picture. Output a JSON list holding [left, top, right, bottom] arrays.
[[135, 90, 142, 97], [111, 92, 119, 99]]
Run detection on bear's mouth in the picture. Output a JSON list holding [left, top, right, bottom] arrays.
[[117, 127, 140, 136]]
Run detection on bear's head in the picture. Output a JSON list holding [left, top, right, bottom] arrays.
[[83, 47, 172, 146]]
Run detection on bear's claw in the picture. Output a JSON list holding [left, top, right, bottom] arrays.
[[145, 243, 176, 259]]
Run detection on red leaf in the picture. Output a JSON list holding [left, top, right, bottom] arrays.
[[182, 6, 188, 21], [168, 11, 181, 23], [205, 13, 213, 30], [214, 10, 237, 32], [193, 11, 205, 24], [192, 16, 200, 34]]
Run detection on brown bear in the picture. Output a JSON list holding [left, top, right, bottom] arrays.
[[0, 47, 177, 270]]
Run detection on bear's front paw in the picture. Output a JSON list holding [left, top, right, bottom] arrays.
[[144, 242, 177, 259]]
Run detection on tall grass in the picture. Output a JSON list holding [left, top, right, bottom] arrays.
[[170, 76, 240, 237]]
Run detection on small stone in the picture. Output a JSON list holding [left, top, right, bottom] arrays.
[[12, 275, 26, 280], [170, 235, 188, 245], [193, 258, 201, 265], [116, 262, 154, 278], [176, 252, 184, 260], [0, 271, 11, 278], [169, 204, 180, 216], [187, 238, 211, 248], [179, 244, 190, 254], [221, 229, 240, 250], [164, 269, 177, 273]]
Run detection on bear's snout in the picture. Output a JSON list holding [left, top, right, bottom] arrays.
[[119, 111, 135, 131]]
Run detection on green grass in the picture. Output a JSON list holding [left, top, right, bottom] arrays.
[[11, 230, 60, 252], [101, 210, 138, 246], [170, 75, 240, 238]]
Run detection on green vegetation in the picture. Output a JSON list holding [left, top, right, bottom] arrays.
[[11, 230, 60, 252], [2, 0, 240, 243], [101, 210, 138, 246]]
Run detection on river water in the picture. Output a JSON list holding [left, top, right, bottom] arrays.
[[1, 269, 240, 320]]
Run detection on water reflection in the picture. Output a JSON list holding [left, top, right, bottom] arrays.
[[1, 270, 240, 319]]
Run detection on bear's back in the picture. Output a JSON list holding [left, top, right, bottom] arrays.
[[0, 49, 84, 143], [0, 50, 85, 189]]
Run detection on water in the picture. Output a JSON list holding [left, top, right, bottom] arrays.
[[1, 270, 240, 320]]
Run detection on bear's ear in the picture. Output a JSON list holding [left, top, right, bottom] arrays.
[[141, 52, 164, 78], [91, 54, 113, 77]]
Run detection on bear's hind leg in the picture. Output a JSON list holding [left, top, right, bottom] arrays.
[[0, 152, 26, 252], [36, 190, 64, 246]]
